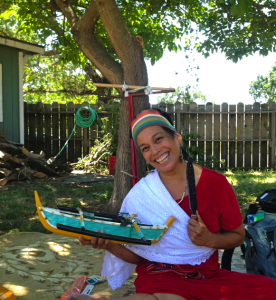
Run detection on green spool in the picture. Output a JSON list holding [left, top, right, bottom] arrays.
[[53, 106, 99, 160]]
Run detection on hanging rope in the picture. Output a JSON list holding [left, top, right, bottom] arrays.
[[128, 94, 139, 186], [51, 106, 99, 162]]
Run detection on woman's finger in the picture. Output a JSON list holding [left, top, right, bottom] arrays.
[[91, 230, 100, 248], [105, 238, 110, 247], [79, 236, 91, 246], [97, 230, 107, 248]]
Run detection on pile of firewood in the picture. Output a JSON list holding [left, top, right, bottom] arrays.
[[0, 137, 58, 186]]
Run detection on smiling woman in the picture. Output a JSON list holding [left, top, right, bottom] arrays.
[[68, 109, 276, 300]]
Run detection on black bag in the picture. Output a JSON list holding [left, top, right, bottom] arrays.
[[244, 218, 276, 279], [221, 188, 276, 272], [256, 189, 276, 213]]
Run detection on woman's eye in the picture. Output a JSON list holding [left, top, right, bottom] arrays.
[[142, 146, 149, 152], [156, 137, 163, 142]]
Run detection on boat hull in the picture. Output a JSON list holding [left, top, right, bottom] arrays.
[[34, 191, 175, 245]]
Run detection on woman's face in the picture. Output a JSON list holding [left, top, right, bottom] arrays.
[[136, 125, 182, 173]]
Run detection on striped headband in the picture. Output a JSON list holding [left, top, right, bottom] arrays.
[[131, 109, 176, 147]]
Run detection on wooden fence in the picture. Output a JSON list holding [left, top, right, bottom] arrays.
[[24, 101, 276, 169], [24, 101, 118, 163], [153, 101, 276, 169]]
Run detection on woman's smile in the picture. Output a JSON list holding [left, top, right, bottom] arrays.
[[155, 152, 170, 164]]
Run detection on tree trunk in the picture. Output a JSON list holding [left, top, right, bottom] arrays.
[[55, 0, 150, 214], [104, 94, 149, 214], [103, 37, 150, 213]]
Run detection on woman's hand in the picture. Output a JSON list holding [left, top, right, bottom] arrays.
[[187, 211, 213, 247], [78, 230, 113, 251], [78, 230, 143, 265], [187, 211, 245, 249]]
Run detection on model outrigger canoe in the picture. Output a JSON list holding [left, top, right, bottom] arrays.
[[34, 191, 175, 245]]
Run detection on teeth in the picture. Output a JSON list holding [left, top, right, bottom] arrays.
[[156, 153, 169, 163]]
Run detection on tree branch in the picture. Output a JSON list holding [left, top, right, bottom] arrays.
[[70, 1, 89, 9], [252, 3, 276, 10], [94, 0, 148, 87], [78, 0, 100, 31], [85, 64, 111, 97], [53, 0, 124, 84], [0, 30, 9, 37], [43, 49, 59, 56], [94, 0, 136, 64], [84, 63, 104, 83], [47, 15, 64, 36], [54, 0, 79, 28], [252, 2, 267, 24]]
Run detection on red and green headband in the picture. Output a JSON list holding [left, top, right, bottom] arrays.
[[131, 109, 176, 147]]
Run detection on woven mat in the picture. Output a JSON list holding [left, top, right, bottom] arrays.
[[0, 232, 136, 299]]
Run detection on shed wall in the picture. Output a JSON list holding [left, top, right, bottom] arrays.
[[0, 44, 20, 142]]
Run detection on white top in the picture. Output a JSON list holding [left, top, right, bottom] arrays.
[[101, 169, 215, 289]]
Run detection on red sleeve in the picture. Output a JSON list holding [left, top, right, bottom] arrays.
[[219, 177, 243, 231]]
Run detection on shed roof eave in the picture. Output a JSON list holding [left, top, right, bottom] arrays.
[[0, 36, 44, 55]]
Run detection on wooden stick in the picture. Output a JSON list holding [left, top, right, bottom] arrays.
[[94, 83, 175, 92]]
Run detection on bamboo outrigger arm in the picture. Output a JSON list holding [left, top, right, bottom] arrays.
[[93, 83, 175, 98]]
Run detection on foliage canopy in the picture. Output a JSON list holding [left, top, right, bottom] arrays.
[[1, 0, 276, 103], [249, 62, 276, 103], [1, 0, 276, 67], [23, 56, 98, 104]]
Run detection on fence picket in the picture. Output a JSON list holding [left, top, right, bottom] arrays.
[[261, 104, 269, 168], [229, 104, 236, 169], [269, 102, 276, 168], [52, 102, 59, 160], [67, 102, 75, 163], [36, 102, 44, 154], [75, 104, 82, 161], [82, 101, 90, 157], [213, 104, 220, 165], [205, 103, 212, 161], [59, 104, 67, 162], [44, 104, 51, 158], [253, 102, 260, 169], [24, 102, 29, 149], [175, 101, 181, 133], [244, 105, 252, 169], [221, 103, 228, 168], [190, 102, 197, 159], [28, 104, 36, 151], [90, 103, 98, 149], [237, 103, 244, 168], [182, 104, 189, 137], [198, 104, 205, 165]]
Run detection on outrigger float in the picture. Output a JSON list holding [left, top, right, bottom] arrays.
[[35, 191, 175, 245]]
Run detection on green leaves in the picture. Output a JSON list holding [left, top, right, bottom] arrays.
[[197, 0, 276, 62], [229, 0, 251, 18], [23, 56, 98, 104], [249, 62, 276, 103]]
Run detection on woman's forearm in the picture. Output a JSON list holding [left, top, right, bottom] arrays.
[[206, 231, 245, 250], [106, 243, 143, 265]]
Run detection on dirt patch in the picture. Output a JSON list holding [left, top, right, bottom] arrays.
[[1, 171, 114, 190]]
